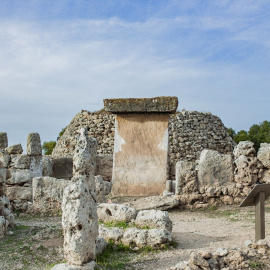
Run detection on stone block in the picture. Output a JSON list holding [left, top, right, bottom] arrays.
[[5, 144, 23, 154], [0, 151, 10, 168], [257, 143, 270, 169], [33, 176, 69, 213], [27, 133, 42, 155], [96, 155, 113, 181], [0, 132, 8, 150], [10, 154, 30, 169], [111, 113, 169, 196], [42, 156, 53, 176], [104, 96, 178, 113], [0, 168, 6, 183], [6, 168, 33, 184], [98, 225, 124, 244], [30, 156, 42, 177], [51, 158, 73, 180], [198, 150, 233, 188], [6, 186, 32, 201]]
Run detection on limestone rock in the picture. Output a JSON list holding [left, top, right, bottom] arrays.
[[135, 209, 172, 232], [175, 161, 197, 194], [0, 168, 6, 183], [259, 169, 270, 184], [27, 133, 42, 156], [104, 96, 178, 113], [30, 156, 42, 178], [103, 181, 112, 195], [0, 151, 10, 168], [0, 215, 6, 239], [198, 150, 233, 188], [33, 177, 69, 213], [94, 175, 106, 203], [42, 156, 52, 176], [62, 179, 98, 266], [188, 252, 210, 270], [257, 143, 270, 169], [6, 169, 33, 184], [10, 154, 31, 169], [97, 203, 137, 223], [147, 229, 172, 247], [5, 144, 23, 155], [51, 261, 96, 270], [6, 186, 32, 201], [0, 133, 8, 150], [98, 225, 124, 244], [96, 237, 107, 255], [96, 155, 113, 181], [233, 141, 256, 158]]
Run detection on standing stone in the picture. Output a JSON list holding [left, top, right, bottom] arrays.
[[27, 133, 42, 156], [0, 133, 8, 150], [198, 150, 233, 188]]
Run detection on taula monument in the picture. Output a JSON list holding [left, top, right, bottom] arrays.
[[103, 97, 178, 196]]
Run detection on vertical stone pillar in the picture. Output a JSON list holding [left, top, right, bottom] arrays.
[[0, 133, 8, 150], [104, 97, 178, 196], [62, 128, 98, 266]]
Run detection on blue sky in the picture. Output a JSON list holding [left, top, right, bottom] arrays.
[[1, 0, 270, 151]]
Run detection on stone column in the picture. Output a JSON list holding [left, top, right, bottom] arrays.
[[62, 128, 98, 267], [104, 96, 178, 196], [27, 133, 42, 177]]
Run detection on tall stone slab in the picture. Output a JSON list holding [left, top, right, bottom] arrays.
[[0, 133, 8, 150], [104, 97, 178, 196]]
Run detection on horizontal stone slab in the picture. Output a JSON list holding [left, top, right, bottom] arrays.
[[103, 96, 178, 113]]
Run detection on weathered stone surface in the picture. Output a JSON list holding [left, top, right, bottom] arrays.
[[0, 151, 10, 168], [96, 155, 113, 181], [135, 210, 172, 232], [62, 179, 98, 266], [51, 158, 73, 179], [257, 143, 270, 169], [198, 150, 233, 188], [0, 133, 8, 150], [233, 141, 256, 158], [42, 156, 52, 176], [27, 133, 42, 156], [124, 195, 179, 211], [96, 237, 107, 255], [0, 195, 14, 239], [6, 169, 33, 184], [97, 203, 137, 223], [30, 156, 42, 177], [33, 176, 69, 213], [0, 168, 6, 183], [0, 215, 6, 239], [94, 175, 106, 203], [147, 229, 172, 247], [104, 96, 178, 113], [6, 186, 32, 201], [51, 261, 96, 270], [112, 113, 169, 196], [10, 154, 31, 169], [98, 225, 124, 244], [175, 161, 197, 194], [5, 144, 23, 155], [0, 183, 6, 195], [103, 181, 112, 195], [259, 169, 270, 184]]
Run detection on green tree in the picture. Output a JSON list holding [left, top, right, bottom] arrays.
[[226, 128, 236, 139], [59, 126, 67, 137], [233, 130, 249, 144], [42, 141, 56, 155]]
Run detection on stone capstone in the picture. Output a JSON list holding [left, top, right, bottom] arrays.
[[103, 96, 178, 113], [33, 176, 69, 213], [62, 179, 98, 266], [233, 141, 256, 158], [257, 143, 270, 169], [5, 144, 23, 155], [135, 210, 172, 232], [27, 133, 42, 156], [97, 203, 137, 223], [0, 133, 8, 150], [198, 150, 233, 188]]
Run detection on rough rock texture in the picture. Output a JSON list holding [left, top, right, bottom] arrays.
[[51, 110, 234, 170], [0, 168, 6, 183], [94, 175, 106, 203], [5, 144, 23, 155], [96, 155, 113, 181], [0, 195, 14, 239], [135, 210, 173, 232], [0, 132, 8, 149], [104, 96, 178, 113], [97, 203, 137, 223], [98, 225, 124, 244], [29, 156, 42, 177], [259, 169, 270, 184], [42, 156, 52, 176], [51, 158, 73, 180], [198, 150, 233, 188], [51, 261, 96, 270], [10, 154, 31, 169], [103, 181, 112, 195], [62, 179, 98, 266], [257, 143, 270, 169], [0, 151, 10, 168], [6, 186, 32, 201], [33, 176, 69, 213], [175, 161, 197, 194], [233, 140, 256, 158], [6, 169, 33, 184], [96, 236, 107, 255], [27, 133, 42, 156]]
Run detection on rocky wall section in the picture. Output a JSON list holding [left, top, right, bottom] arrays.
[[52, 110, 235, 167]]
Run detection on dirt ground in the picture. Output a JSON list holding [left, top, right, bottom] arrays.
[[1, 204, 270, 270]]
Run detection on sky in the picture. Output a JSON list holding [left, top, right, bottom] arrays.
[[0, 0, 270, 151]]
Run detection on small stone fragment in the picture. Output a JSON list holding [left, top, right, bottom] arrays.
[[5, 144, 23, 155]]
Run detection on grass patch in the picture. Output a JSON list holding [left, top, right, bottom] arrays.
[[99, 220, 132, 229], [249, 261, 264, 269]]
